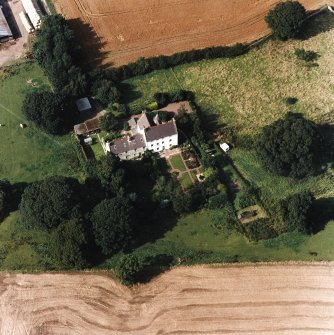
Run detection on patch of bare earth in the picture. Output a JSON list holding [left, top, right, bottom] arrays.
[[52, 0, 328, 67], [0, 263, 334, 334]]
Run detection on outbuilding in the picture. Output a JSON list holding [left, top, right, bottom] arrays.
[[76, 97, 92, 113], [220, 143, 230, 152]]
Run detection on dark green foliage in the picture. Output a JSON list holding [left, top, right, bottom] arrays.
[[279, 192, 314, 233], [237, 186, 259, 209], [116, 254, 142, 285], [91, 197, 134, 256], [265, 1, 306, 40], [100, 112, 118, 132], [153, 89, 195, 107], [19, 176, 81, 230], [92, 79, 120, 106], [294, 48, 318, 62], [0, 180, 10, 222], [242, 219, 277, 241], [106, 44, 247, 83], [207, 192, 228, 209], [285, 97, 298, 105], [32, 15, 87, 96], [49, 219, 87, 269], [257, 113, 321, 178], [22, 91, 70, 134], [172, 191, 192, 214]]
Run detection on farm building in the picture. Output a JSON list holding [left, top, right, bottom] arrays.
[[106, 112, 178, 160], [76, 98, 92, 113], [21, 0, 43, 29], [19, 11, 34, 33], [0, 7, 13, 42]]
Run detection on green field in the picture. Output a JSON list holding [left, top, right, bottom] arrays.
[[0, 62, 84, 270], [0, 62, 83, 183], [123, 13, 334, 137]]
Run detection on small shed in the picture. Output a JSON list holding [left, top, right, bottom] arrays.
[[220, 143, 230, 152], [76, 98, 92, 113]]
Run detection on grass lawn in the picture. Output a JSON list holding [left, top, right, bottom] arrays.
[[180, 172, 193, 189], [0, 62, 83, 183], [230, 148, 334, 200], [170, 154, 186, 171], [90, 135, 105, 160], [144, 210, 334, 262], [0, 211, 52, 270]]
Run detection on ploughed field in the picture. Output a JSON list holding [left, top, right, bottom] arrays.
[[1, 263, 334, 334], [52, 0, 327, 66]]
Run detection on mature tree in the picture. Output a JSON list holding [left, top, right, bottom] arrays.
[[22, 91, 70, 134], [49, 219, 87, 269], [257, 113, 321, 178], [91, 197, 134, 256], [116, 254, 142, 285], [19, 176, 81, 230], [265, 1, 306, 40], [100, 112, 118, 132], [172, 191, 192, 214], [92, 80, 120, 106], [280, 192, 314, 233], [33, 15, 87, 96]]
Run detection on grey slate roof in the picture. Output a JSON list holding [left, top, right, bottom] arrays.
[[145, 120, 177, 142], [0, 8, 12, 38], [110, 134, 146, 155], [137, 113, 150, 129]]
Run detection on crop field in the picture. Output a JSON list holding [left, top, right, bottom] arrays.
[[1, 263, 334, 334], [52, 0, 327, 67]]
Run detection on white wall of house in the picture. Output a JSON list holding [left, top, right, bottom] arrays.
[[146, 134, 178, 153]]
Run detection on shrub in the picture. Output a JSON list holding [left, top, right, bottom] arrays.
[[294, 48, 318, 62], [243, 219, 277, 241], [279, 192, 314, 233], [265, 1, 306, 40], [207, 192, 228, 209], [285, 97, 298, 105], [116, 254, 142, 285]]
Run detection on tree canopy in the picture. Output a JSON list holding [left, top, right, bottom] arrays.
[[0, 180, 10, 222], [257, 113, 320, 179], [19, 176, 81, 230], [116, 254, 142, 285], [49, 219, 87, 269], [265, 1, 306, 40], [279, 192, 314, 233], [33, 14, 87, 96], [22, 92, 70, 134], [91, 197, 134, 256]]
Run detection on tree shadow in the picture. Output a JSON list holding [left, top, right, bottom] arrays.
[[315, 124, 334, 174], [118, 82, 143, 104], [299, 11, 334, 40], [309, 197, 334, 233], [67, 19, 113, 71]]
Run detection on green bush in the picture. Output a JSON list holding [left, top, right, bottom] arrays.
[[116, 254, 142, 285], [295, 48, 318, 62], [207, 192, 228, 209], [243, 219, 277, 241]]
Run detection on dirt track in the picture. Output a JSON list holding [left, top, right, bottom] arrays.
[[52, 0, 328, 66], [1, 263, 334, 334]]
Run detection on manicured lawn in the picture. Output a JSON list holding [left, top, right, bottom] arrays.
[[90, 135, 105, 160], [170, 154, 186, 172], [0, 62, 83, 183], [180, 172, 193, 189]]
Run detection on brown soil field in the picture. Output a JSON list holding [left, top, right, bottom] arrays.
[[1, 263, 334, 334], [52, 0, 328, 67]]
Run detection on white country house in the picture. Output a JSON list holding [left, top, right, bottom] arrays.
[[105, 112, 178, 160]]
